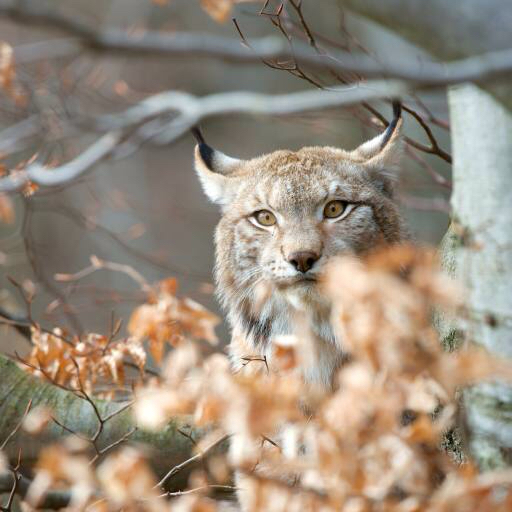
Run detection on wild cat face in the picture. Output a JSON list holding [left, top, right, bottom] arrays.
[[214, 151, 396, 291], [193, 104, 406, 303]]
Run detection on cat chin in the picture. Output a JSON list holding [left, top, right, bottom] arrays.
[[278, 281, 324, 310]]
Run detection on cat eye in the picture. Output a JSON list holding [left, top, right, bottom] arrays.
[[253, 210, 277, 227], [323, 200, 347, 219]]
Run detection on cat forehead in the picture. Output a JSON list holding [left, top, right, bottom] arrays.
[[234, 147, 365, 190], [236, 146, 359, 176], [233, 149, 367, 210], [193, 103, 402, 206]]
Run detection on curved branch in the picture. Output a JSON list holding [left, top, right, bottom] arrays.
[[0, 132, 121, 193], [0, 80, 409, 193]]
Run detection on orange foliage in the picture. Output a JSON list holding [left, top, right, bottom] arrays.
[[23, 328, 146, 395], [21, 276, 219, 394], [0, 41, 26, 105], [128, 277, 219, 364], [0, 193, 14, 224], [20, 247, 512, 510], [129, 246, 512, 511]]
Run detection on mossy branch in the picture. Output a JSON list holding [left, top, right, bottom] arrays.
[[0, 354, 208, 491]]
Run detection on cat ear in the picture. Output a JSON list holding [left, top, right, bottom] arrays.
[[351, 102, 403, 188], [192, 127, 242, 205]]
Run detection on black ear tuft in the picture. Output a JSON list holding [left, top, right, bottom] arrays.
[[191, 126, 205, 145], [392, 100, 402, 120], [380, 101, 402, 150], [191, 126, 215, 170], [198, 143, 214, 170]]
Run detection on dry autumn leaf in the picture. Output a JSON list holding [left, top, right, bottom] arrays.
[[128, 277, 219, 364], [23, 327, 147, 395], [0, 40, 26, 104], [0, 41, 14, 90], [23, 405, 52, 435], [17, 247, 512, 510], [200, 0, 260, 23], [22, 180, 39, 197], [28, 440, 94, 508], [0, 193, 14, 224], [97, 447, 164, 510]]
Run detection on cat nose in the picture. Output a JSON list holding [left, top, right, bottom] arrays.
[[288, 251, 320, 273]]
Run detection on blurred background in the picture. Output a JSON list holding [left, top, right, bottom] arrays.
[[0, 0, 451, 354]]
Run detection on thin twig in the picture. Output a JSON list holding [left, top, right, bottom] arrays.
[[405, 146, 452, 189], [54, 255, 152, 294], [154, 434, 230, 489], [403, 105, 452, 163], [163, 484, 238, 498], [0, 400, 32, 450], [251, 6, 452, 166]]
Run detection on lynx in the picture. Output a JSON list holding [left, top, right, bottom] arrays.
[[192, 103, 407, 389]]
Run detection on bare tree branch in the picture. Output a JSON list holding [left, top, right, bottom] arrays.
[[0, 81, 409, 193], [154, 434, 231, 490], [2, 0, 512, 87], [2, 0, 508, 197], [236, 8, 452, 166], [0, 132, 122, 193]]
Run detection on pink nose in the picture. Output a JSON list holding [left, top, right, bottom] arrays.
[[287, 251, 320, 273]]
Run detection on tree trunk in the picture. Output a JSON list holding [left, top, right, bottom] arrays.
[[340, 0, 512, 468], [448, 84, 512, 468]]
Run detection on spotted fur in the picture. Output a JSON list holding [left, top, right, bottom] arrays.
[[193, 108, 408, 388]]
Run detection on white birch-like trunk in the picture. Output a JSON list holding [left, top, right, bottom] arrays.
[[448, 84, 512, 468], [340, 0, 512, 468]]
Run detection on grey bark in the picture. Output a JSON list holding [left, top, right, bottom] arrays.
[[448, 85, 512, 468], [340, 0, 512, 468]]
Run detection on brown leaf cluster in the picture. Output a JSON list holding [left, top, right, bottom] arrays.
[[0, 41, 26, 105], [97, 447, 165, 511], [135, 344, 302, 468], [130, 246, 512, 511], [27, 441, 169, 511], [17, 247, 512, 511], [26, 435, 223, 512], [128, 278, 220, 364], [27, 437, 95, 509], [21, 276, 219, 395], [0, 193, 14, 224], [23, 327, 146, 395]]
